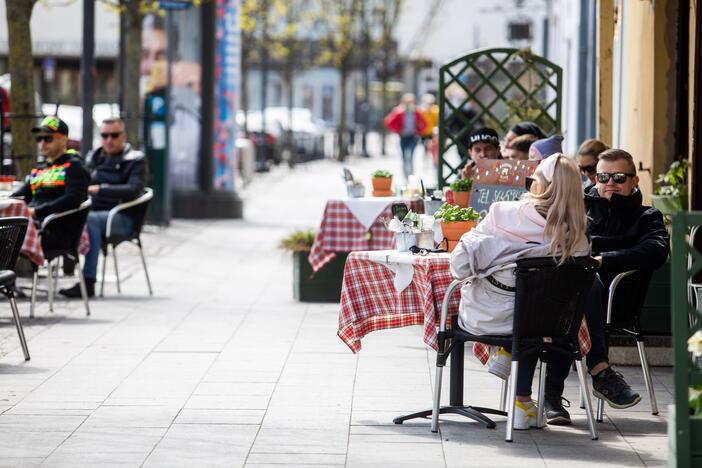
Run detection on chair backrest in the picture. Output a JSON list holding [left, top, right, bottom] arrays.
[[0, 217, 28, 271], [120, 188, 153, 239], [42, 199, 91, 253], [511, 256, 598, 355], [608, 269, 654, 328]]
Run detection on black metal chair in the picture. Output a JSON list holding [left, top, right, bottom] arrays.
[[594, 269, 661, 422], [30, 199, 92, 318], [100, 188, 153, 297], [0, 217, 31, 360], [430, 256, 600, 442]]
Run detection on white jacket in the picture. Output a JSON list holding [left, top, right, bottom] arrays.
[[449, 200, 590, 335]]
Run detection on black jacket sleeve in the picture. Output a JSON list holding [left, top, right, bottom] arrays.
[[10, 179, 33, 203], [599, 208, 670, 274], [97, 156, 147, 201], [33, 162, 89, 218]]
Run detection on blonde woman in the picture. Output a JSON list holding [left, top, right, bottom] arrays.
[[449, 153, 590, 430]]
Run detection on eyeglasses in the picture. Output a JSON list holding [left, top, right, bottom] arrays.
[[100, 132, 123, 140], [525, 176, 535, 192], [35, 135, 54, 143], [578, 164, 597, 174], [596, 172, 635, 184]]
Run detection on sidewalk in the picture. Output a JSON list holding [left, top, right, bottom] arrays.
[[0, 152, 669, 467]]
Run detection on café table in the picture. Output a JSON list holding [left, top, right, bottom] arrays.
[[308, 197, 424, 273], [338, 250, 592, 425]]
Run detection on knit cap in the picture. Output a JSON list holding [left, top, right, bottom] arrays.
[[530, 135, 564, 160]]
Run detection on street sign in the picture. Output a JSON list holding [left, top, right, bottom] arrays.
[[159, 0, 192, 10]]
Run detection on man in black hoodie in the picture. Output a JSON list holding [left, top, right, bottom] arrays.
[[542, 149, 670, 425], [59, 118, 146, 298], [12, 116, 89, 251]]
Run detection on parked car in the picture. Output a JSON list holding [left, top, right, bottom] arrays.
[[238, 110, 283, 172], [263, 107, 325, 163]]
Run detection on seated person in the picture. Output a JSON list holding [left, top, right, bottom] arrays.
[[11, 116, 89, 251], [542, 148, 669, 426], [504, 134, 537, 160], [577, 139, 609, 186], [60, 118, 147, 298], [450, 154, 590, 430], [502, 121, 546, 153], [459, 127, 500, 179], [529, 135, 563, 161]]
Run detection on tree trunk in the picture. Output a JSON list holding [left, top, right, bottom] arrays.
[[5, 0, 37, 177], [381, 73, 388, 157], [337, 68, 348, 161], [241, 47, 249, 134], [121, 0, 142, 146], [285, 64, 294, 165]]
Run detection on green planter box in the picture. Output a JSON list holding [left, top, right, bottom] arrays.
[[293, 251, 348, 303], [640, 261, 672, 335]]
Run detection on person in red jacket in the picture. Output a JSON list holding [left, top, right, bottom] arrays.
[[384, 94, 427, 180]]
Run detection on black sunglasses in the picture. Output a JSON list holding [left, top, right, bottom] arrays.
[[100, 132, 122, 140], [596, 172, 635, 184], [35, 135, 54, 143], [578, 164, 597, 174], [525, 176, 535, 192]]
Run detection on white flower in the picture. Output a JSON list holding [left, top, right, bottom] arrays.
[[688, 330, 702, 358]]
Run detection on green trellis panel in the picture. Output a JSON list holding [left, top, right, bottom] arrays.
[[670, 212, 702, 468], [437, 47, 563, 188]]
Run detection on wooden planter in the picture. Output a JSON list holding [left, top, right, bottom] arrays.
[[440, 220, 476, 252], [453, 191, 472, 208], [293, 251, 348, 302]]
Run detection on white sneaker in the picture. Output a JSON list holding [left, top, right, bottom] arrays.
[[487, 347, 512, 380], [513, 400, 538, 430]]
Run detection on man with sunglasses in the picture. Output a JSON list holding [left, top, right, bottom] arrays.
[[59, 118, 146, 299], [542, 148, 669, 426], [11, 116, 88, 224]]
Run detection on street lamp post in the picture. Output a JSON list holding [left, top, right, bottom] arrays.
[[80, 0, 95, 158]]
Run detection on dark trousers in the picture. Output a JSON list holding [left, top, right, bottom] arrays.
[[543, 275, 608, 398]]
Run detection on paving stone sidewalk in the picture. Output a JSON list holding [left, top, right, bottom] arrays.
[[0, 151, 670, 467]]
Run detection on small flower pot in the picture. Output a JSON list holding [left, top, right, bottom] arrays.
[[453, 190, 472, 208], [372, 177, 393, 193], [440, 220, 477, 252]]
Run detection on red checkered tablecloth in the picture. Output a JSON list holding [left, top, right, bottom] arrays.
[[0, 199, 44, 266], [338, 251, 591, 364], [308, 198, 424, 273], [0, 199, 90, 266]]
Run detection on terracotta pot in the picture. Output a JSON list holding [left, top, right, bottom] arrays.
[[452, 190, 472, 208], [440, 220, 477, 252], [372, 177, 393, 193]]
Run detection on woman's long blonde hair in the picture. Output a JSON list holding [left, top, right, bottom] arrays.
[[523, 154, 587, 263]]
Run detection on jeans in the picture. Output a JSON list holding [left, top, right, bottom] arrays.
[[83, 211, 133, 281], [400, 135, 418, 179], [544, 275, 608, 398]]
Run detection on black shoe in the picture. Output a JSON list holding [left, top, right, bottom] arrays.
[[59, 280, 95, 299], [543, 397, 572, 425], [592, 367, 642, 409]]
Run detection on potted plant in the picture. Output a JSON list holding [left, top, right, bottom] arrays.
[[371, 169, 393, 196], [279, 229, 347, 302], [433, 203, 480, 251], [651, 159, 688, 215], [449, 178, 473, 208]]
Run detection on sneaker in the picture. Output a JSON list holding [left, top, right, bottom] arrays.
[[592, 367, 642, 409], [544, 397, 572, 426], [58, 280, 95, 299], [487, 347, 512, 380], [513, 400, 537, 430]]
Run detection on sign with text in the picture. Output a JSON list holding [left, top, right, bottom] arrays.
[[470, 159, 539, 220]]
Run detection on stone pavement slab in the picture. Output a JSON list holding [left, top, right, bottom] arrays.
[[0, 153, 671, 467]]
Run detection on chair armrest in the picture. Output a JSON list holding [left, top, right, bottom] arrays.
[[40, 199, 92, 233], [439, 278, 471, 333], [105, 188, 153, 239], [606, 270, 637, 324]]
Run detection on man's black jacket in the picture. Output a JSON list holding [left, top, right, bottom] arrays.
[[584, 185, 669, 284], [12, 151, 89, 219], [85, 143, 147, 211]]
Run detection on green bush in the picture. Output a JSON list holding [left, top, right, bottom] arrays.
[[449, 178, 473, 192], [371, 169, 393, 178], [279, 229, 316, 252], [656, 159, 688, 197], [433, 203, 480, 222]]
